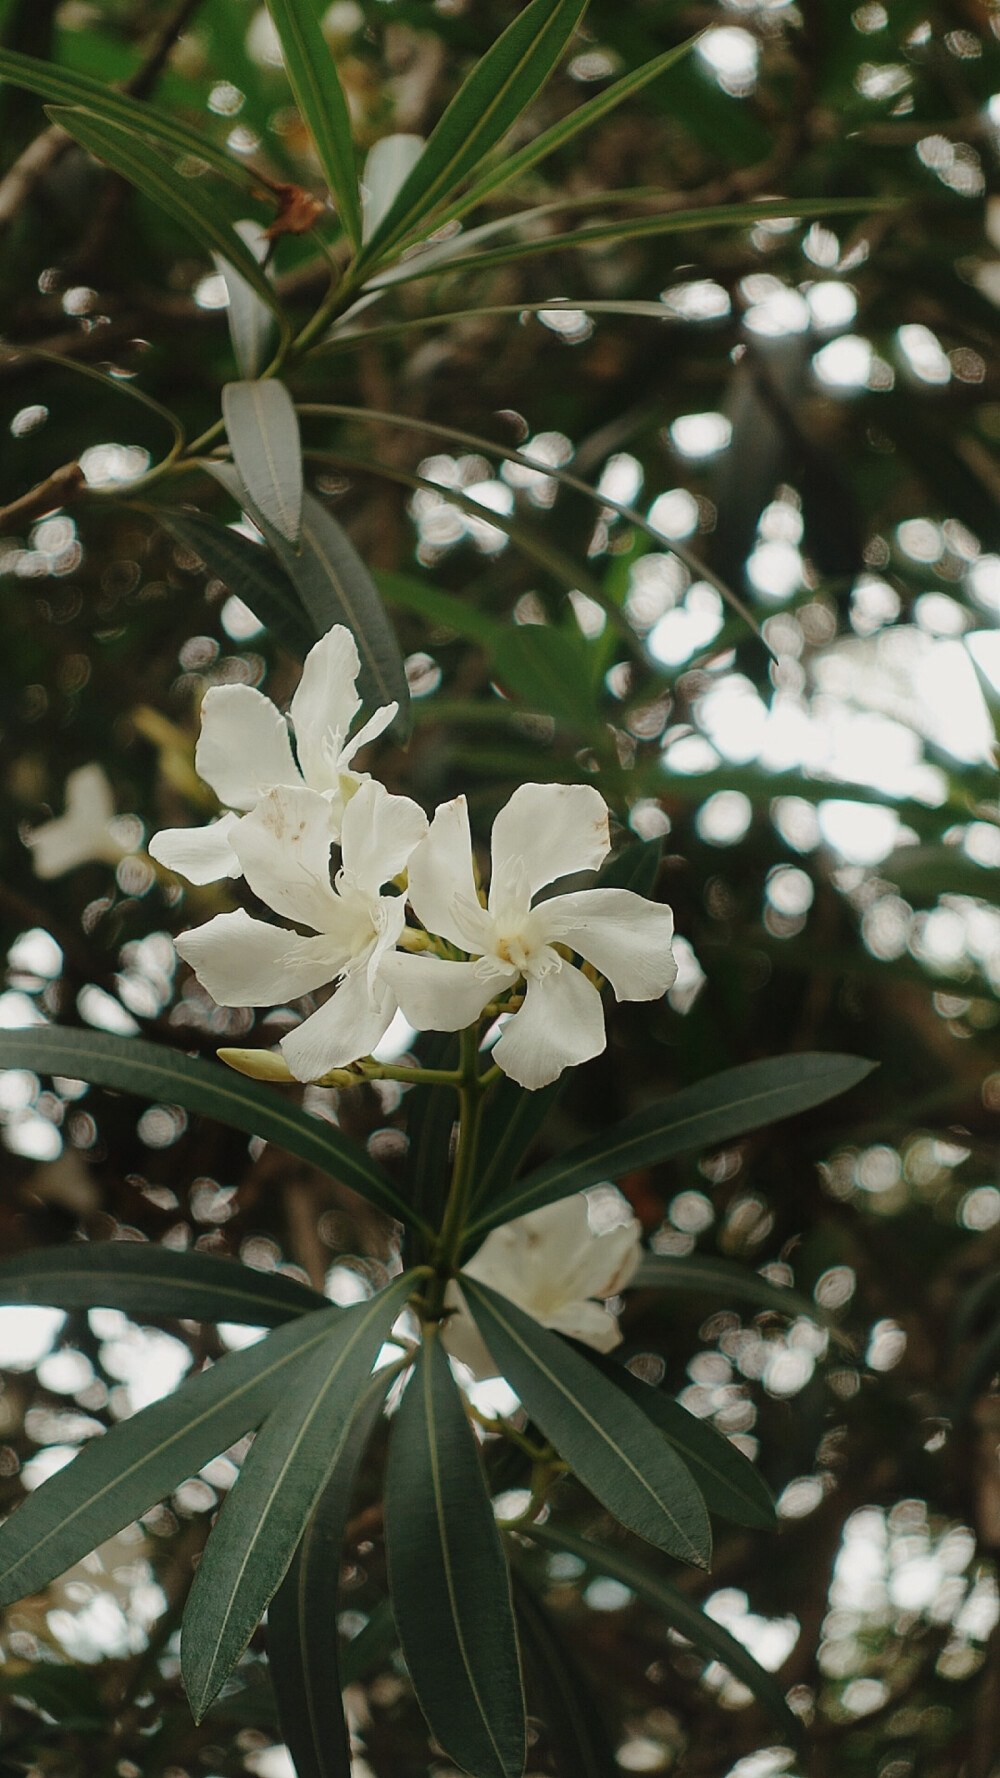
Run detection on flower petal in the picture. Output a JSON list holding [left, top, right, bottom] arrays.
[[547, 1298, 624, 1353], [488, 783, 610, 918], [195, 685, 300, 810], [380, 952, 511, 1032], [339, 700, 398, 768], [175, 909, 339, 1006], [440, 1281, 498, 1379], [535, 888, 677, 1001], [405, 795, 494, 953], [148, 814, 241, 885], [280, 966, 395, 1079], [493, 961, 605, 1090], [339, 779, 428, 897], [27, 766, 121, 878], [289, 625, 362, 792], [231, 786, 347, 936]]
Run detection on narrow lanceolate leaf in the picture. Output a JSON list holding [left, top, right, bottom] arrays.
[[472, 1079, 561, 1212], [525, 1524, 800, 1741], [0, 47, 263, 192], [213, 221, 276, 379], [0, 1244, 325, 1327], [181, 1277, 411, 1719], [0, 1029, 419, 1231], [511, 1574, 618, 1778], [590, 1357, 775, 1531], [359, 0, 586, 269], [462, 1281, 711, 1568], [469, 1054, 875, 1240], [156, 507, 314, 659], [222, 381, 303, 546], [264, 0, 361, 249], [0, 1304, 345, 1606], [424, 38, 697, 239], [268, 1392, 390, 1778], [633, 1254, 839, 1335], [404, 1035, 459, 1229], [210, 464, 410, 730], [46, 108, 287, 323], [385, 1332, 525, 1778]]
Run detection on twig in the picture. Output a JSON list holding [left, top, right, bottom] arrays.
[[0, 460, 85, 534]]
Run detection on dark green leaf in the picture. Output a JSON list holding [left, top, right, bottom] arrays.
[[524, 1524, 800, 1741], [470, 1054, 876, 1239], [222, 381, 303, 546], [360, 0, 586, 268], [426, 39, 698, 239], [0, 1243, 325, 1326], [387, 195, 902, 285], [339, 1597, 397, 1686], [264, 0, 362, 250], [210, 465, 410, 730], [590, 1355, 775, 1530], [633, 1254, 840, 1334], [0, 1028, 419, 1231], [268, 1394, 390, 1778], [46, 108, 287, 321], [404, 1035, 460, 1229], [492, 623, 601, 738], [182, 1277, 411, 1719], [472, 1079, 561, 1212], [511, 1573, 618, 1778], [0, 1303, 346, 1605], [154, 506, 314, 658], [374, 568, 504, 648], [385, 1330, 525, 1778], [0, 46, 262, 191], [462, 1280, 710, 1567]]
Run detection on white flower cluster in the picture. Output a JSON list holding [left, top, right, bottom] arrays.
[[154, 625, 678, 1091]]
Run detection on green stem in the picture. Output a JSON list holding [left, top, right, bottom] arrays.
[[425, 1025, 489, 1315]]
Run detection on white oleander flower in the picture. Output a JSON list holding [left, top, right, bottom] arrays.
[[148, 624, 397, 886], [174, 778, 426, 1079], [444, 1194, 642, 1379], [26, 765, 136, 879], [381, 782, 677, 1090]]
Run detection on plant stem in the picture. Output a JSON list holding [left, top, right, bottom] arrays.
[[424, 1025, 489, 1316]]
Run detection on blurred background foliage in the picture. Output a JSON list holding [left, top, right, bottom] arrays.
[[3, 0, 1000, 1775]]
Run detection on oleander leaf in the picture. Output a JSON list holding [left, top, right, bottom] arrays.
[[511, 1573, 618, 1778], [0, 1028, 420, 1230], [155, 506, 314, 658], [0, 1244, 325, 1326], [385, 1331, 525, 1778], [469, 1054, 875, 1240], [525, 1524, 800, 1740], [590, 1355, 776, 1530], [264, 0, 362, 250], [222, 380, 303, 545], [633, 1254, 838, 1333], [0, 1304, 347, 1606], [213, 220, 276, 380], [462, 1280, 711, 1567], [472, 1078, 561, 1212], [181, 1277, 411, 1719], [360, 0, 586, 268], [268, 1392, 390, 1778], [0, 47, 262, 191], [46, 108, 287, 321]]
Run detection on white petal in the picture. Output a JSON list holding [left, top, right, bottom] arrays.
[[380, 952, 511, 1032], [289, 625, 362, 791], [175, 909, 339, 1006], [547, 1299, 624, 1353], [405, 796, 494, 953], [493, 962, 605, 1090], [280, 967, 395, 1079], [231, 786, 347, 936], [27, 767, 120, 877], [339, 779, 428, 896], [536, 888, 677, 1001], [440, 1281, 499, 1379], [339, 700, 398, 768], [148, 814, 241, 884], [195, 685, 300, 810], [489, 784, 610, 918]]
